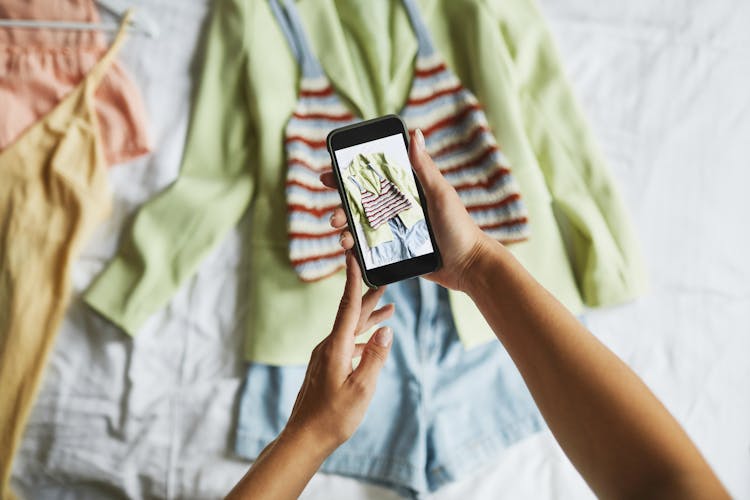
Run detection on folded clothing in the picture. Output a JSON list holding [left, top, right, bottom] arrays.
[[0, 0, 150, 165]]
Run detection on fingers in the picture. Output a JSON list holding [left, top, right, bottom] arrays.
[[409, 129, 450, 197], [319, 172, 348, 237], [338, 230, 354, 250], [360, 303, 395, 333], [330, 207, 347, 228], [330, 208, 352, 249], [330, 252, 363, 349], [352, 343, 366, 359], [319, 171, 338, 189], [319, 184, 349, 249], [348, 326, 393, 392], [356, 286, 387, 331]]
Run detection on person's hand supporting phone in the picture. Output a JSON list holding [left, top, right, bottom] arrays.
[[326, 116, 441, 285], [324, 129, 495, 292]]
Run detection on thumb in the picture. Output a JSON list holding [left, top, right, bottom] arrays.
[[349, 326, 393, 391], [409, 129, 448, 196]]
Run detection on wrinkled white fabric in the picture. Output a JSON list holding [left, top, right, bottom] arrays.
[[11, 0, 750, 498]]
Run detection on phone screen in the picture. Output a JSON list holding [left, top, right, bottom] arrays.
[[333, 133, 435, 270]]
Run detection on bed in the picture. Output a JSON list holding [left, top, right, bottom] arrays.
[[11, 0, 750, 497]]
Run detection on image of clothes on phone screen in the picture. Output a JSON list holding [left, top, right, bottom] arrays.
[[344, 151, 432, 268]]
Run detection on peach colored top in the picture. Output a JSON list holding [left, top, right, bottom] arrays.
[[0, 0, 150, 166]]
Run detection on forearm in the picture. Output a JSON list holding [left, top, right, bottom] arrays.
[[465, 239, 727, 498], [226, 428, 332, 500]]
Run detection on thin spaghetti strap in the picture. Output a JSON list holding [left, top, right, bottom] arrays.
[[281, 0, 324, 77], [268, 0, 302, 64], [401, 0, 436, 56], [85, 9, 133, 89], [366, 164, 384, 180], [348, 176, 363, 191]]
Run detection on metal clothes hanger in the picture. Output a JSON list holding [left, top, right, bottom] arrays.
[[0, 0, 159, 38]]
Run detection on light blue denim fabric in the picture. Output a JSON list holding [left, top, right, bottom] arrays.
[[235, 278, 543, 497], [370, 217, 429, 268]]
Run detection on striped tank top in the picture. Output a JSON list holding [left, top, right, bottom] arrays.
[[270, 0, 530, 282], [352, 176, 413, 230]]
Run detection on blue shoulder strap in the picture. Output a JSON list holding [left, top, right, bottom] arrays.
[[401, 0, 436, 57], [268, 0, 325, 78]]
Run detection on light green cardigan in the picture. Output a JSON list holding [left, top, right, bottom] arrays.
[[84, 0, 647, 364], [346, 153, 425, 248]]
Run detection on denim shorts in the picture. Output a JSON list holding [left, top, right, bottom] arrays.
[[235, 278, 543, 497], [370, 217, 431, 268]]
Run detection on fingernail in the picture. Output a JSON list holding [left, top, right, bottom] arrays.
[[374, 327, 393, 347], [330, 213, 335, 225], [339, 232, 346, 243], [415, 128, 426, 152]]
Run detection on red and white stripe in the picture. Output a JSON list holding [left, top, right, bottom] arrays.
[[358, 178, 413, 229]]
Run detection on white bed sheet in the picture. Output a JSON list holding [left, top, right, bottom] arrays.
[[11, 0, 750, 498]]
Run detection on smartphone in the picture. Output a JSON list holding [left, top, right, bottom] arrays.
[[327, 114, 441, 287]]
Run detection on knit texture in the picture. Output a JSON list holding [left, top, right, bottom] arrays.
[[358, 176, 413, 229]]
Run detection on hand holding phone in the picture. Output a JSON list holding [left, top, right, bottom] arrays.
[[327, 115, 441, 287]]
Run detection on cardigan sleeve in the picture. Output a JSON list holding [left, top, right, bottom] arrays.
[[388, 160, 421, 202], [485, 0, 648, 307], [345, 178, 367, 230], [84, 0, 256, 334]]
